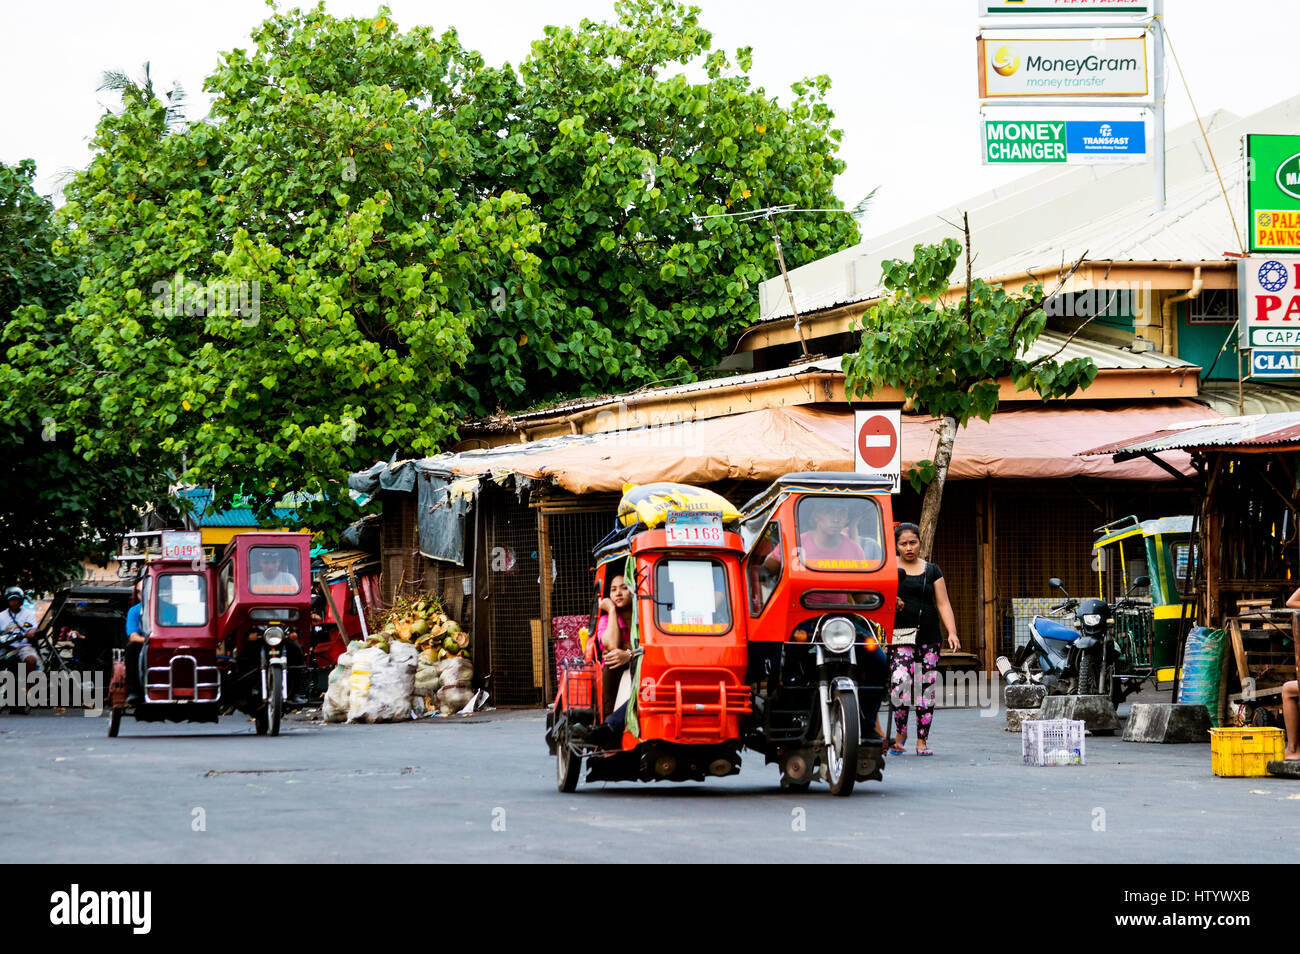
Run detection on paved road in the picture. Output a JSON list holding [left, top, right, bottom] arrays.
[[2, 696, 1297, 863]]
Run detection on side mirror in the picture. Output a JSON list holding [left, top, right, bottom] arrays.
[[1049, 577, 1063, 589], [1133, 576, 1151, 588]]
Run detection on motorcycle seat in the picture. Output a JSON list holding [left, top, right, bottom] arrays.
[[1032, 616, 1080, 643]]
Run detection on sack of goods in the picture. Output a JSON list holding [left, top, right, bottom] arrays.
[[346, 642, 417, 723], [616, 482, 741, 529], [323, 640, 367, 723]]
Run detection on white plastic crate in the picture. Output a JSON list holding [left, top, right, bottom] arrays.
[[1022, 718, 1086, 766]]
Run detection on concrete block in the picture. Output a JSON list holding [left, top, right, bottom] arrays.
[[1004, 708, 1041, 732], [1039, 694, 1120, 734], [1005, 683, 1047, 710], [1266, 760, 1300, 778], [1122, 703, 1211, 743]]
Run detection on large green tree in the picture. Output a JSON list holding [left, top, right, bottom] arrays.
[[0, 159, 179, 590], [842, 231, 1098, 554], [455, 0, 859, 407], [2, 1, 857, 529]]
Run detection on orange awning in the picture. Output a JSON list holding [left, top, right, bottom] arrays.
[[420, 400, 1213, 494]]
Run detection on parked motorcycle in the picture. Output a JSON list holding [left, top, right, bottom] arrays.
[[1003, 576, 1149, 697]]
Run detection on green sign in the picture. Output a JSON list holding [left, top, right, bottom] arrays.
[[984, 120, 1066, 163], [1246, 134, 1300, 253]]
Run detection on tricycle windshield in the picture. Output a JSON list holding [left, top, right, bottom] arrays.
[[247, 546, 302, 595], [795, 495, 884, 571], [655, 559, 732, 634], [155, 573, 209, 627]]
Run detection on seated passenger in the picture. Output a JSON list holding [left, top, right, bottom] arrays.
[[249, 549, 299, 594], [596, 575, 634, 717], [800, 500, 867, 565]]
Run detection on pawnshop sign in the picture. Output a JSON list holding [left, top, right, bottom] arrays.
[[1239, 255, 1300, 348]]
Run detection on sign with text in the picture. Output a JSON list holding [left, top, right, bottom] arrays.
[[980, 1, 1150, 13], [983, 117, 1146, 163], [1239, 255, 1300, 348], [1250, 349, 1300, 379], [853, 410, 901, 493], [1246, 134, 1300, 253], [160, 531, 204, 562], [978, 35, 1149, 98], [664, 510, 724, 547]]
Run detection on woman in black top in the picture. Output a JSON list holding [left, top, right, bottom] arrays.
[[889, 523, 960, 756]]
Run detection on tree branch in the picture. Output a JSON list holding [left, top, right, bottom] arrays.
[[963, 211, 973, 326], [1008, 248, 1088, 343]]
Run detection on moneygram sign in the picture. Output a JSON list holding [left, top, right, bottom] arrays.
[[978, 35, 1149, 98], [1246, 134, 1300, 253], [984, 118, 1145, 163], [1239, 255, 1300, 349]]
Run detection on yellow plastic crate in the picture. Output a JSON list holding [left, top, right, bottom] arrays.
[[1209, 727, 1284, 777]]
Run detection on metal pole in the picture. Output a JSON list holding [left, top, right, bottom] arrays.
[[1152, 0, 1166, 210]]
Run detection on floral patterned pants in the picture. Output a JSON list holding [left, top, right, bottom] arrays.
[[890, 645, 940, 742]]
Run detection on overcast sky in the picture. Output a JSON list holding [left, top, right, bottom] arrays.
[[1, 0, 1295, 236]]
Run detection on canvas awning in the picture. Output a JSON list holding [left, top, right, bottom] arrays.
[[365, 400, 1215, 495]]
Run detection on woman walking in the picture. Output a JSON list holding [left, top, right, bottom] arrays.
[[889, 523, 960, 756]]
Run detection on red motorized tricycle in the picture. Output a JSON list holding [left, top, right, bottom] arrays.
[[547, 486, 752, 791], [737, 472, 895, 795], [108, 531, 310, 736]]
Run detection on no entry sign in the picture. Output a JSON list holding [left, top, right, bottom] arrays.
[[853, 410, 901, 493]]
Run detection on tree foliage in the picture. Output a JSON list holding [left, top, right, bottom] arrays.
[[842, 234, 1098, 551], [1, 1, 857, 530], [0, 159, 179, 590]]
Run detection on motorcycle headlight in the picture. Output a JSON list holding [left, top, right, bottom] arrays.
[[263, 626, 285, 647], [820, 617, 856, 653], [1082, 614, 1102, 627]]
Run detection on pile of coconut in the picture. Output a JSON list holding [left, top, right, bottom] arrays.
[[323, 593, 477, 722]]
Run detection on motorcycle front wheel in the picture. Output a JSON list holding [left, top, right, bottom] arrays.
[[825, 689, 860, 797], [1077, 652, 1099, 695]]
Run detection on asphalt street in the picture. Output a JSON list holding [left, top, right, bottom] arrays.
[[2, 693, 1297, 864]]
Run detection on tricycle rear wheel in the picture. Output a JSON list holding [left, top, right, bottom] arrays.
[[108, 707, 122, 738]]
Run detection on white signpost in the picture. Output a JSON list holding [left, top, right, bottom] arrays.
[[853, 410, 902, 493]]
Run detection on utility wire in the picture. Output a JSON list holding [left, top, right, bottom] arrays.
[[1156, 16, 1246, 255]]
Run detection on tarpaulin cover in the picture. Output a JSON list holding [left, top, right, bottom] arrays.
[[417, 474, 480, 566], [381, 401, 1211, 493], [348, 459, 419, 494]]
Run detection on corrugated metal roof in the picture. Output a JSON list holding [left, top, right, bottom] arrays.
[[1195, 381, 1300, 416], [469, 332, 1194, 433], [1080, 411, 1300, 457], [1021, 330, 1196, 371], [755, 95, 1300, 323], [471, 356, 845, 427]]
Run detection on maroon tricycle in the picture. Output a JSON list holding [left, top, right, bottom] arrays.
[[107, 531, 311, 736]]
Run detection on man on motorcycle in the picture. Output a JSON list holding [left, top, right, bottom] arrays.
[[2, 586, 42, 676]]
